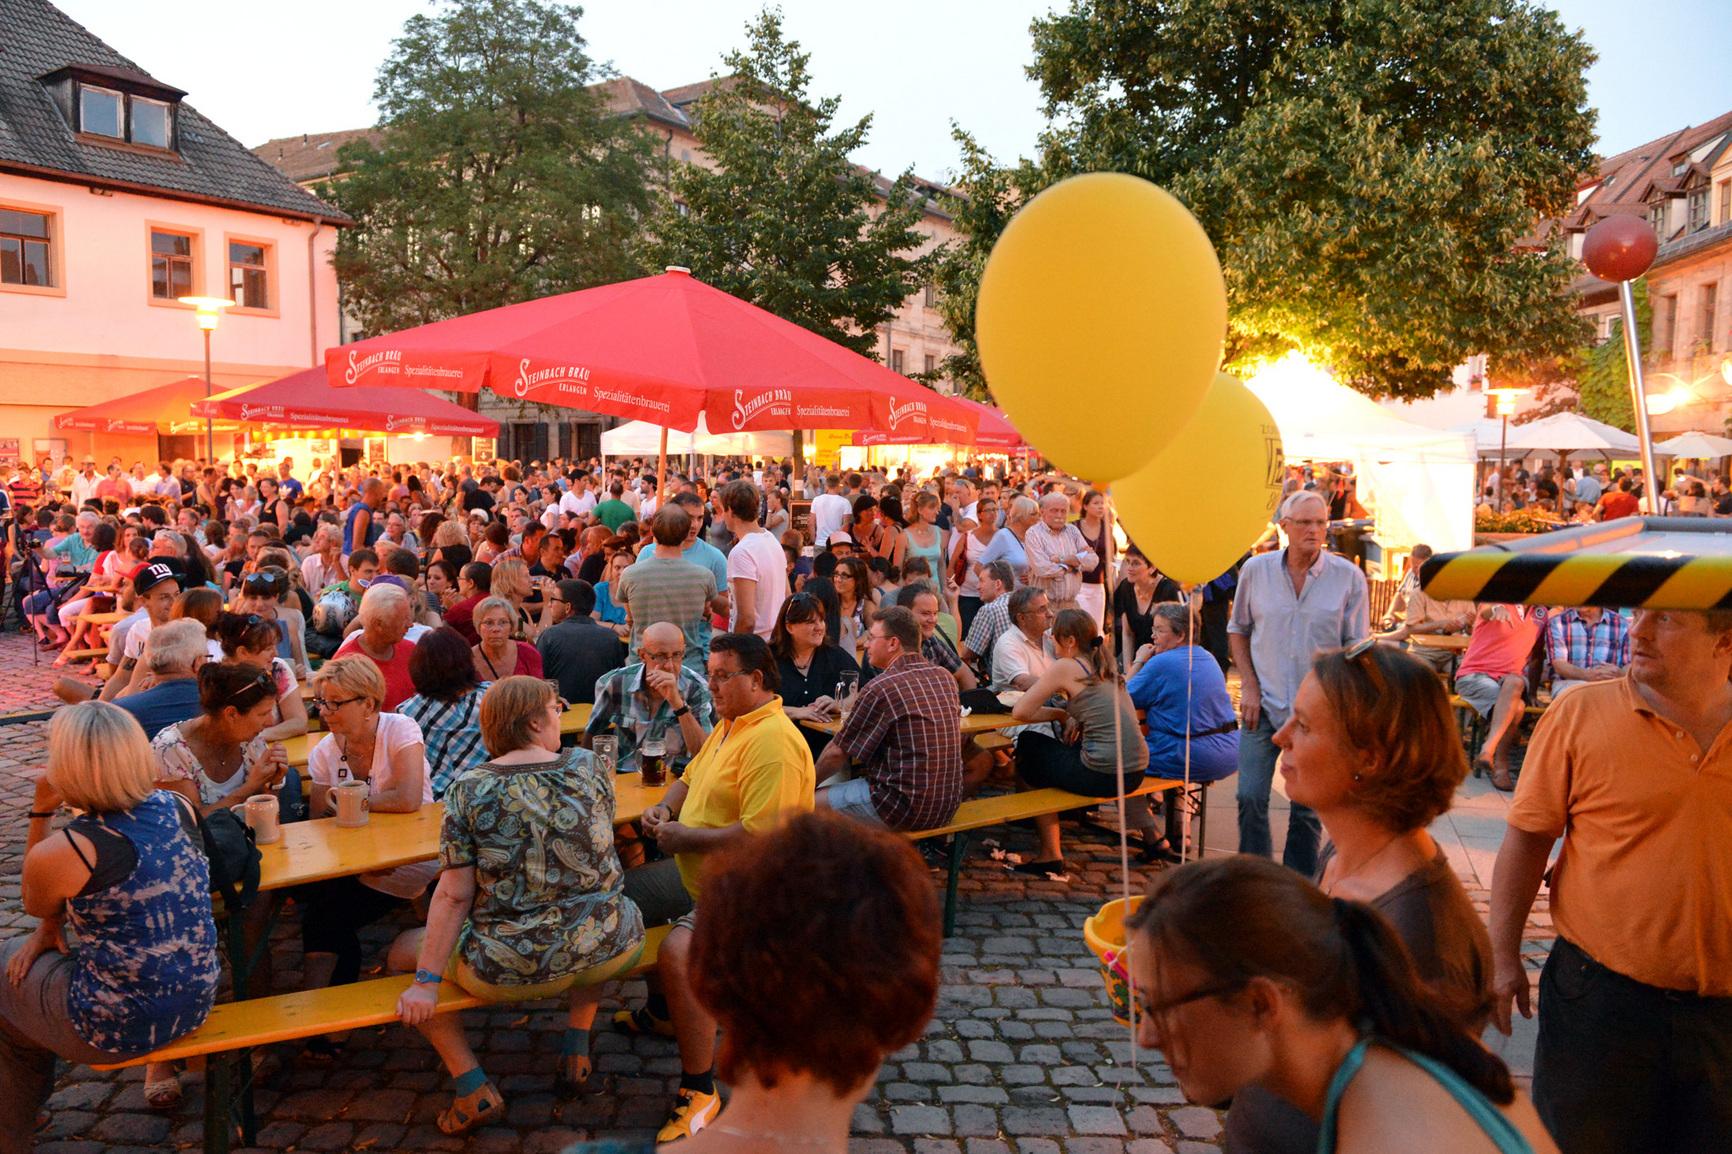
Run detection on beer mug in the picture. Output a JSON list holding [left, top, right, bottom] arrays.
[[835, 671, 860, 721], [640, 738, 667, 787], [592, 734, 618, 775], [244, 794, 281, 845], [334, 779, 370, 827]]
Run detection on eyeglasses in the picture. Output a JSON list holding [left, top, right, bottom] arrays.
[[706, 668, 753, 688], [226, 669, 274, 701], [1134, 979, 1247, 1024], [1342, 636, 1389, 696], [642, 649, 684, 663], [311, 695, 362, 712]]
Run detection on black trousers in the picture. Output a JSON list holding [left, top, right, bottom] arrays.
[[299, 877, 409, 985], [1199, 598, 1231, 674], [1534, 937, 1732, 1154]]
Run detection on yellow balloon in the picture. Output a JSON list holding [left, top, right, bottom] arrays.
[[976, 173, 1226, 483], [1111, 373, 1283, 584]]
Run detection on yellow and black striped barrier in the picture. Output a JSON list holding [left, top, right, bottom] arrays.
[[1419, 517, 1732, 610]]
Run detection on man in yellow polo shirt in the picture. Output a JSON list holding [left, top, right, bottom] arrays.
[[618, 631, 814, 1142], [1490, 607, 1732, 1154]]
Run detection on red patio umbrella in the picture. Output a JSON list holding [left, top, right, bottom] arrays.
[[193, 368, 499, 437], [853, 395, 1028, 450], [323, 268, 977, 444], [52, 376, 215, 435]]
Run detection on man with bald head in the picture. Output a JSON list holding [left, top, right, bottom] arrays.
[[586, 621, 716, 776], [1227, 489, 1368, 874], [343, 477, 386, 555], [1023, 491, 1097, 612]]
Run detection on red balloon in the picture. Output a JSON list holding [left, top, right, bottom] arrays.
[[1581, 214, 1658, 283]]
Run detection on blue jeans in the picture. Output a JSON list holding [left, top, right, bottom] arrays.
[[1235, 714, 1320, 875]]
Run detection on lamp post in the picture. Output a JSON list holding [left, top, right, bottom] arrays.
[[177, 295, 235, 462], [1486, 387, 1527, 510]]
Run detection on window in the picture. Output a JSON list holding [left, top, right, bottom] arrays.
[[228, 241, 269, 309], [890, 348, 906, 375], [924, 353, 937, 376], [1700, 283, 1719, 350], [1689, 188, 1710, 233], [131, 98, 170, 149], [150, 230, 194, 299], [1655, 295, 1677, 356], [923, 282, 937, 308], [1650, 202, 1668, 237], [79, 85, 122, 138], [1720, 181, 1732, 226], [0, 208, 53, 287]]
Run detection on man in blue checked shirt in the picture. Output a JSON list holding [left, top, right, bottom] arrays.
[[1545, 605, 1631, 700]]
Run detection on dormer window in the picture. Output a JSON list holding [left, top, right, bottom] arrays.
[[79, 85, 121, 138], [39, 64, 185, 153]]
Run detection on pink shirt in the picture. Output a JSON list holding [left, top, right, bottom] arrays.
[[1456, 606, 1543, 679]]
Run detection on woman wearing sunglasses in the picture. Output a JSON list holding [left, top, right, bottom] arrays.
[[300, 657, 435, 1032], [1129, 855, 1554, 1154], [1223, 641, 1493, 1151]]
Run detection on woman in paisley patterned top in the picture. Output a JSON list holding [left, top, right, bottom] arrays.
[[390, 675, 645, 1136], [3, 701, 220, 1136]]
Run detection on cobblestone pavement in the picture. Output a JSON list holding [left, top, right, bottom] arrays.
[[0, 630, 1555, 1154]]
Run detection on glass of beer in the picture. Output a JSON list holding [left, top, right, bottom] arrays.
[[640, 738, 668, 787], [592, 734, 618, 775]]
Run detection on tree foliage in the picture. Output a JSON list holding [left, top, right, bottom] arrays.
[[642, 9, 935, 359], [324, 0, 656, 334], [936, 0, 1599, 399], [1572, 279, 1648, 432]]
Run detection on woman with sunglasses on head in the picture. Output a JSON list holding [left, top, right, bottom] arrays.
[[831, 555, 876, 658], [216, 611, 309, 743], [771, 591, 861, 763], [1223, 641, 1493, 1152], [149, 661, 293, 817], [1129, 855, 1554, 1154], [235, 565, 311, 678], [300, 657, 435, 1021]]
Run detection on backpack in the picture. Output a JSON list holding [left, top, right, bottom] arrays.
[[175, 795, 261, 910]]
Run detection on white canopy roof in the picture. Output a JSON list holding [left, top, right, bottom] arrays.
[[600, 415, 794, 459], [1655, 430, 1732, 459], [1246, 356, 1476, 551]]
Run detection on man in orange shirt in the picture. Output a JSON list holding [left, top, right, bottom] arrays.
[[1490, 607, 1732, 1154], [1594, 476, 1640, 520]]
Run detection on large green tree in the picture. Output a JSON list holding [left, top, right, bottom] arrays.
[[642, 9, 935, 358], [1571, 279, 1648, 432], [937, 0, 1599, 399], [324, 0, 656, 335]]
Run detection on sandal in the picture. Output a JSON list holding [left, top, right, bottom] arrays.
[[1135, 835, 1183, 865], [1009, 858, 1072, 882], [555, 1053, 592, 1097], [1490, 768, 1516, 792], [143, 1073, 182, 1110], [437, 1080, 504, 1135]]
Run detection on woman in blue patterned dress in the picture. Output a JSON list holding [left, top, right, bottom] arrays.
[[390, 676, 645, 1136], [1, 701, 221, 1140]]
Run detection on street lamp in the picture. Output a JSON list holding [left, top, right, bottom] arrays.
[[1486, 387, 1527, 510], [178, 295, 235, 462]]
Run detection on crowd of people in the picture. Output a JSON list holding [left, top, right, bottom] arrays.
[[0, 446, 1723, 1154], [1477, 456, 1732, 521]]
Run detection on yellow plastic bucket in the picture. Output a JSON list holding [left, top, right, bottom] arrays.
[[1082, 895, 1143, 1025]]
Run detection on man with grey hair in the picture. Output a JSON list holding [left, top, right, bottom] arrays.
[[333, 582, 417, 709], [1023, 492, 1097, 612], [1228, 489, 1368, 875], [113, 618, 208, 738]]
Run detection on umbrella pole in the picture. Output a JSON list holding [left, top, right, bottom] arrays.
[[1617, 280, 1662, 513], [657, 426, 669, 507]]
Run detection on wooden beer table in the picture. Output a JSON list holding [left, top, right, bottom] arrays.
[[287, 703, 592, 769], [798, 710, 1024, 738]]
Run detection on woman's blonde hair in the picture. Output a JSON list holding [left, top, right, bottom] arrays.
[[48, 701, 157, 813], [491, 557, 530, 604], [431, 519, 466, 549], [479, 675, 556, 757], [310, 654, 387, 709]]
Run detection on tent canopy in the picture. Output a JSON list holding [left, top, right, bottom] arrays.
[[52, 376, 216, 435], [601, 415, 793, 459], [325, 268, 977, 442], [1247, 358, 1476, 551], [194, 368, 498, 437], [1655, 430, 1732, 459], [852, 395, 1030, 450]]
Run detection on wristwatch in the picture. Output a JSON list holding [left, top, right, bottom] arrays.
[[413, 969, 443, 986], [672, 704, 691, 719]]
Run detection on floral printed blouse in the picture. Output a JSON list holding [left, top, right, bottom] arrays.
[[440, 746, 644, 987]]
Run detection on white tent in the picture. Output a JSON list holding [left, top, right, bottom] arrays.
[[600, 414, 794, 460], [1247, 358, 1477, 551]]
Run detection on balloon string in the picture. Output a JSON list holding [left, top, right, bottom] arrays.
[[1105, 496, 1137, 1079], [1183, 597, 1196, 863]]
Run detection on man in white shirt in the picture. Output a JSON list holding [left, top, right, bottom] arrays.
[[811, 474, 851, 547], [1023, 492, 1097, 611], [560, 474, 597, 520], [719, 480, 787, 639], [990, 586, 1056, 739], [100, 563, 180, 701], [70, 461, 100, 508]]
